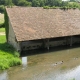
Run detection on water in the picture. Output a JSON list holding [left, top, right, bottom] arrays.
[[1, 47, 80, 80]]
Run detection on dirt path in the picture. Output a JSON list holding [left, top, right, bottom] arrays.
[[0, 32, 5, 35]]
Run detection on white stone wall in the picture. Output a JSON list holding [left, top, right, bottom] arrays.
[[8, 19, 21, 52]]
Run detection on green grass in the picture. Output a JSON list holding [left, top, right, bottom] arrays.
[[0, 28, 5, 32], [0, 14, 4, 28], [0, 14, 4, 24], [0, 35, 22, 70], [0, 15, 21, 70]]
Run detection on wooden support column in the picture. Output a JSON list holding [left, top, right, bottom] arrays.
[[70, 36, 73, 47], [43, 39, 49, 50], [47, 39, 49, 50]]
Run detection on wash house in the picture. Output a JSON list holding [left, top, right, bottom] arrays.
[[5, 7, 80, 52]]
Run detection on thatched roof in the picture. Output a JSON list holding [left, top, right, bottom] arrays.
[[6, 7, 80, 41]]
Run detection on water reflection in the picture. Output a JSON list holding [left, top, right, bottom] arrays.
[[1, 47, 80, 80], [28, 65, 80, 80], [21, 57, 27, 67], [0, 71, 8, 80], [54, 65, 80, 80]]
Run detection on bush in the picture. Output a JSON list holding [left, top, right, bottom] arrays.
[[60, 6, 68, 10], [0, 23, 5, 28], [51, 6, 58, 9], [0, 35, 22, 70], [0, 5, 4, 13], [18, 0, 31, 6], [43, 6, 50, 9]]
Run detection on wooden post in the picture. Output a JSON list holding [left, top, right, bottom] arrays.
[[47, 39, 49, 50], [70, 36, 72, 47], [43, 39, 49, 50]]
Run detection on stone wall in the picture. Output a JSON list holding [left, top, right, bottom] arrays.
[[8, 19, 21, 52]]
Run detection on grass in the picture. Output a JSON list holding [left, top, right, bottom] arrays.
[[0, 14, 4, 28], [0, 14, 4, 24], [0, 27, 5, 32], [0, 35, 22, 70], [0, 14, 22, 70]]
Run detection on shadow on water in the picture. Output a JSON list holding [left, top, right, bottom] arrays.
[[21, 43, 80, 57]]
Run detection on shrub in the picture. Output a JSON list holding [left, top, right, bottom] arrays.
[[0, 23, 5, 28], [51, 6, 58, 9], [60, 6, 68, 10], [43, 6, 50, 9], [0, 5, 4, 13], [0, 35, 22, 70], [18, 0, 31, 6]]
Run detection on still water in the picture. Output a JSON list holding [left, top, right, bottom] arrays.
[[1, 46, 80, 80]]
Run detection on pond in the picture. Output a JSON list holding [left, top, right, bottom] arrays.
[[0, 46, 80, 80]]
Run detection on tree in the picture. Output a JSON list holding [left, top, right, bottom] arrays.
[[0, 5, 4, 13], [12, 0, 19, 5], [32, 0, 40, 7], [5, 0, 13, 7], [0, 0, 5, 5], [18, 0, 31, 6], [70, 0, 75, 2], [45, 0, 62, 7], [39, 0, 45, 7]]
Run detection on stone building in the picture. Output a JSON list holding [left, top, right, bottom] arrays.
[[5, 7, 80, 52]]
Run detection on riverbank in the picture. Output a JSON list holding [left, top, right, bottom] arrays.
[[0, 35, 21, 70], [0, 14, 21, 70]]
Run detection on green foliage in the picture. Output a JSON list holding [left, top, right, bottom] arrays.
[[0, 0, 5, 5], [0, 35, 21, 70], [0, 14, 4, 28], [0, 5, 4, 13], [12, 0, 18, 5], [0, 23, 5, 28], [43, 1, 80, 10], [4, 9, 9, 42], [51, 6, 58, 9], [43, 6, 58, 9], [32, 0, 40, 7], [0, 53, 21, 70], [0, 0, 80, 9], [0, 28, 5, 32], [5, 0, 13, 8], [43, 6, 50, 9], [32, 0, 45, 7], [46, 0, 62, 7], [18, 0, 31, 6], [0, 15, 21, 70]]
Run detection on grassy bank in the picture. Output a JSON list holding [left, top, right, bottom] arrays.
[[0, 35, 22, 70], [0, 14, 4, 23], [0, 28, 5, 32], [0, 14, 4, 28], [0, 14, 22, 70]]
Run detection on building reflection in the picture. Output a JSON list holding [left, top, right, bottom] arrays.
[[0, 71, 8, 80], [21, 57, 28, 67]]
